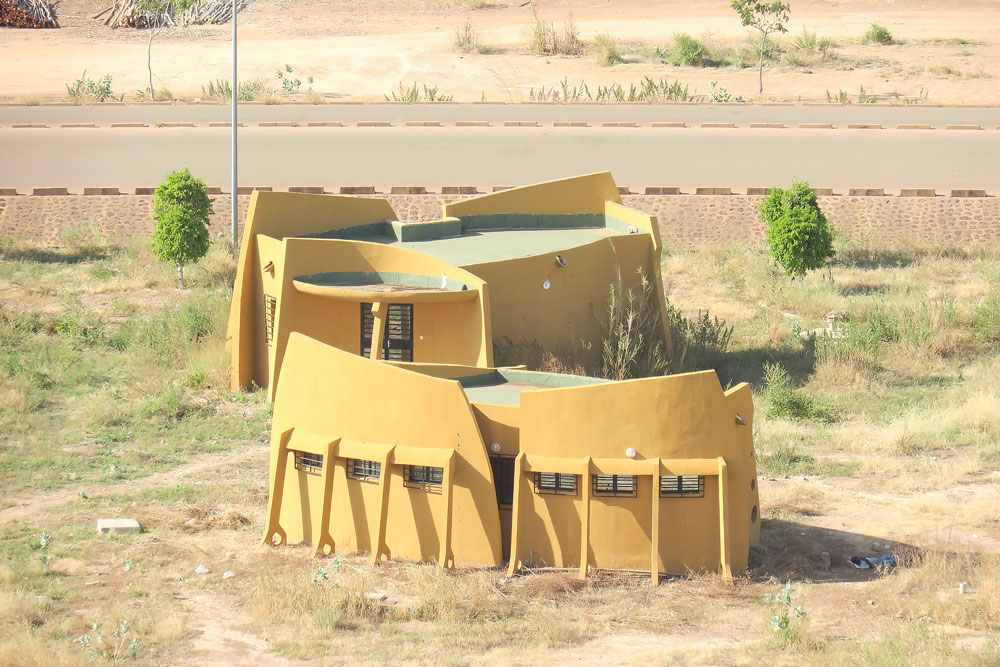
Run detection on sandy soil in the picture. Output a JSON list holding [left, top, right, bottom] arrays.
[[2, 0, 999, 105]]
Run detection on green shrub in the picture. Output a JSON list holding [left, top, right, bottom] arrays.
[[592, 33, 623, 67], [759, 182, 835, 279], [151, 168, 213, 288], [669, 33, 708, 66], [757, 444, 817, 475], [65, 71, 124, 104], [760, 362, 835, 422], [784, 28, 836, 66], [862, 23, 894, 45], [973, 285, 1000, 343], [815, 324, 883, 376], [667, 303, 733, 371], [708, 80, 745, 103]]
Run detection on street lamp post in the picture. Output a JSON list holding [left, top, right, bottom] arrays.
[[230, 0, 238, 251]]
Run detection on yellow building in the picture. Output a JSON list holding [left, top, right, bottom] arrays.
[[261, 334, 760, 580], [227, 172, 669, 399], [234, 172, 761, 579]]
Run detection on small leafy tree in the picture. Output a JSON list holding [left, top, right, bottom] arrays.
[[151, 168, 213, 287], [730, 0, 790, 96], [759, 181, 834, 280]]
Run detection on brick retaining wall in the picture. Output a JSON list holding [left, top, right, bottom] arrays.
[[0, 194, 997, 249]]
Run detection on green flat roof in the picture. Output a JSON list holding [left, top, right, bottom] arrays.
[[459, 369, 608, 406], [296, 211, 638, 266], [380, 228, 619, 266]]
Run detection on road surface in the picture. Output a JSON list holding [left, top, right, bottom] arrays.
[[0, 103, 998, 128], [2, 125, 996, 192]]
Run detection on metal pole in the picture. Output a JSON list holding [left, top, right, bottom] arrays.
[[230, 0, 238, 251]]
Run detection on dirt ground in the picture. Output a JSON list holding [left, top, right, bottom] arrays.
[[2, 0, 999, 104]]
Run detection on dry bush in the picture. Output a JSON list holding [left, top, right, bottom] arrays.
[[492, 337, 591, 375], [0, 634, 84, 667], [601, 268, 667, 380], [874, 549, 1000, 630], [527, 6, 582, 56]]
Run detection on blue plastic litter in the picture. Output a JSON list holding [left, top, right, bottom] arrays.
[[850, 555, 897, 569]]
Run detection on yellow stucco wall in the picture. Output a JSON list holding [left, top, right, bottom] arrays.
[[256, 238, 492, 399], [511, 371, 757, 576], [229, 192, 398, 389], [443, 171, 622, 217], [265, 333, 503, 566], [262, 334, 758, 577], [230, 174, 670, 392], [466, 233, 662, 369]]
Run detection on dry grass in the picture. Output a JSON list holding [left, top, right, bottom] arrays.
[[2, 236, 1000, 663]]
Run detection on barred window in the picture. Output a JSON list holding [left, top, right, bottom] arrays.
[[659, 475, 705, 498], [404, 465, 443, 488], [593, 474, 637, 497], [534, 472, 578, 496], [263, 295, 277, 346], [293, 450, 323, 473], [347, 458, 381, 481]]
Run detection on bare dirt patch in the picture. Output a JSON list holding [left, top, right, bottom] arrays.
[[2, 0, 998, 104]]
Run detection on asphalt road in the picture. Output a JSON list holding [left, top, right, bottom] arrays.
[[2, 125, 996, 192], [1, 103, 998, 128]]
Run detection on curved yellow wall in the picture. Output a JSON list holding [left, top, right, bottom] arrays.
[[466, 234, 662, 370], [510, 371, 757, 577], [443, 172, 622, 218], [264, 333, 503, 566], [229, 192, 399, 389], [250, 236, 493, 397]]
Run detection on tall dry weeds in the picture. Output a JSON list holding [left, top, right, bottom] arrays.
[[600, 267, 667, 381]]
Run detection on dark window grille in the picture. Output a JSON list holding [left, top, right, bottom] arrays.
[[263, 295, 277, 346], [593, 474, 637, 497], [490, 456, 515, 508], [404, 465, 443, 488], [361, 303, 414, 362], [534, 472, 578, 496], [659, 475, 705, 498], [293, 450, 323, 473], [347, 458, 381, 480]]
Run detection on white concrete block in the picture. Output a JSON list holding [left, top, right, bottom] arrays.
[[97, 518, 141, 535]]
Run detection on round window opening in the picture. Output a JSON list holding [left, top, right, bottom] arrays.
[[751, 505, 759, 523]]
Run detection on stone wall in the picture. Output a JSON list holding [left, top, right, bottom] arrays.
[[0, 193, 998, 250]]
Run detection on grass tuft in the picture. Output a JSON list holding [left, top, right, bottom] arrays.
[[592, 33, 623, 67], [862, 23, 895, 45]]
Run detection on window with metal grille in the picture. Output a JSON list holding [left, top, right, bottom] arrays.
[[293, 450, 323, 473], [361, 303, 414, 362], [263, 295, 277, 346], [593, 474, 637, 497], [659, 475, 705, 498], [534, 472, 578, 496], [347, 458, 381, 481], [404, 465, 443, 489], [490, 456, 515, 508]]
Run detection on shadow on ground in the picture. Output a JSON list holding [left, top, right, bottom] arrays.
[[750, 518, 915, 584], [0, 245, 113, 264]]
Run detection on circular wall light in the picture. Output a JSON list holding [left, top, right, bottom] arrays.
[[625, 447, 637, 458], [542, 280, 551, 290], [490, 442, 501, 454]]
